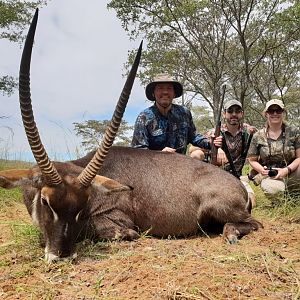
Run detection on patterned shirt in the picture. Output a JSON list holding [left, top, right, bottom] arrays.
[[131, 104, 210, 154], [207, 123, 253, 176], [247, 125, 300, 168]]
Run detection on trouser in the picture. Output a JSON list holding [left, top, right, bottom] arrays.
[[254, 165, 300, 199], [240, 176, 256, 207]]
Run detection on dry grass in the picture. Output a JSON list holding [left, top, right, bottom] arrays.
[[0, 162, 299, 300]]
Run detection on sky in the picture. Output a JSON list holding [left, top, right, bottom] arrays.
[[0, 0, 147, 161]]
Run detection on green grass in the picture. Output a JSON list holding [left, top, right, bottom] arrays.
[[243, 163, 300, 222], [0, 159, 32, 206], [0, 188, 23, 207], [0, 221, 41, 256], [0, 159, 33, 171], [251, 182, 300, 222]]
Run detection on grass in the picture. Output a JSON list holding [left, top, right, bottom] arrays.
[[250, 181, 300, 223], [0, 159, 299, 251], [242, 163, 300, 222], [0, 159, 33, 171], [0, 188, 23, 207], [0, 159, 299, 299]]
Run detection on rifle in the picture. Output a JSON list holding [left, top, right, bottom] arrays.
[[221, 129, 254, 179], [242, 133, 253, 159], [211, 85, 226, 165], [240, 132, 253, 169], [220, 131, 239, 178]]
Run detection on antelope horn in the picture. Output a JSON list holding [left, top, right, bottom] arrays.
[[77, 41, 143, 187], [19, 8, 62, 185]]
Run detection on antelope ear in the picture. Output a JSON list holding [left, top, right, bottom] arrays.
[[92, 175, 132, 193], [0, 169, 34, 189]]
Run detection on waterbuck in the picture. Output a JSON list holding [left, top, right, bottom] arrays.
[[0, 9, 262, 262]]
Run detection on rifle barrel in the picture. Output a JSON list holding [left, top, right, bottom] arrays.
[[211, 85, 226, 165]]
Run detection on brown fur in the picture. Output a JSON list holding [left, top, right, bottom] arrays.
[[0, 147, 262, 261]]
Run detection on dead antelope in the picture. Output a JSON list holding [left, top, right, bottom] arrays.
[[0, 9, 262, 262]]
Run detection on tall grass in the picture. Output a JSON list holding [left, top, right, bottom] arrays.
[[243, 163, 300, 222], [254, 184, 300, 223]]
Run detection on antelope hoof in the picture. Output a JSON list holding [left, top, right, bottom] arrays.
[[223, 224, 240, 244]]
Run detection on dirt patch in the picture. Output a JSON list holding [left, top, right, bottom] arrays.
[[0, 204, 299, 300]]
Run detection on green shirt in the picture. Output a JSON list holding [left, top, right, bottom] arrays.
[[247, 125, 300, 167]]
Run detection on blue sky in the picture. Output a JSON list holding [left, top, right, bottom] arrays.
[[0, 0, 147, 161]]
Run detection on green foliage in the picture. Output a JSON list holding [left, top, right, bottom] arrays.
[[73, 119, 133, 151], [0, 0, 48, 96], [0, 75, 17, 96], [0, 0, 47, 42], [191, 105, 213, 133], [108, 0, 300, 128]]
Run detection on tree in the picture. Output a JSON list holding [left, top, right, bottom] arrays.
[[108, 0, 300, 127], [191, 105, 213, 134], [0, 0, 48, 95], [112, 0, 230, 121], [73, 120, 133, 152]]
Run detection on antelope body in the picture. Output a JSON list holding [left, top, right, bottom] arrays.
[[1, 147, 262, 261], [0, 9, 262, 262]]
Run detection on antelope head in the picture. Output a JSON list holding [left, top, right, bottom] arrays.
[[0, 8, 142, 262]]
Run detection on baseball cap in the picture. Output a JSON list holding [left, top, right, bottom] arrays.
[[224, 100, 243, 111]]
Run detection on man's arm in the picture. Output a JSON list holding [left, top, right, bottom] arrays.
[[131, 114, 149, 149]]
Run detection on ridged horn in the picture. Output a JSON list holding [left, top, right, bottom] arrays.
[[19, 8, 62, 185], [77, 41, 143, 187]]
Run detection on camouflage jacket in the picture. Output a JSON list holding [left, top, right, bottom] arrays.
[[247, 125, 300, 167], [131, 104, 210, 154], [207, 123, 253, 176]]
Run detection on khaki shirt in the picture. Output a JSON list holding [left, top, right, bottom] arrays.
[[247, 125, 300, 167], [198, 123, 253, 176]]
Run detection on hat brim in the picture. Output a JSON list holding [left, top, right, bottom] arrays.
[[145, 81, 183, 101], [263, 104, 285, 114]]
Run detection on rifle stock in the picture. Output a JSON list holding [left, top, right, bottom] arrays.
[[211, 85, 226, 165]]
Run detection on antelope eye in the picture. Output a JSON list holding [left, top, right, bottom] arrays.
[[41, 196, 48, 206]]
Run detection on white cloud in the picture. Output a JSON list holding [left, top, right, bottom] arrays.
[[0, 0, 147, 161]]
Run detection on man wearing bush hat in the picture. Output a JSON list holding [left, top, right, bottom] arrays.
[[131, 73, 222, 153]]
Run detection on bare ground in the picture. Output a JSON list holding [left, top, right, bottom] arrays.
[[0, 201, 299, 300]]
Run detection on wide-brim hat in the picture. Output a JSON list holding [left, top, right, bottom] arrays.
[[263, 99, 285, 113], [223, 100, 243, 110], [145, 73, 183, 101]]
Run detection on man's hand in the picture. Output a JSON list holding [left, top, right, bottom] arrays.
[[162, 147, 176, 153], [211, 135, 223, 148], [217, 148, 228, 166], [248, 126, 257, 135], [273, 167, 289, 180]]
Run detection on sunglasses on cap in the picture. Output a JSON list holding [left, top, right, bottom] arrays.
[[266, 108, 284, 114], [226, 108, 243, 114]]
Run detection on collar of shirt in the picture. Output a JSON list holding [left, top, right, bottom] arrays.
[[221, 123, 247, 135]]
